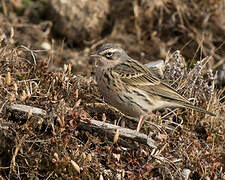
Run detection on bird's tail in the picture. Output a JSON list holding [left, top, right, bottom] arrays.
[[180, 102, 215, 116]]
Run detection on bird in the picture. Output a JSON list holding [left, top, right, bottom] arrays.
[[91, 43, 215, 132]]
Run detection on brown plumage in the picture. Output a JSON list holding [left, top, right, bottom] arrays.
[[91, 43, 215, 131]]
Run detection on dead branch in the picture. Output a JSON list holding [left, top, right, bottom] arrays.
[[7, 104, 157, 148], [78, 119, 157, 148]]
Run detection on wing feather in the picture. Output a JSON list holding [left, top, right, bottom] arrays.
[[112, 59, 190, 103]]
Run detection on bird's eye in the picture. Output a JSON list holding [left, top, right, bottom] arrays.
[[105, 52, 113, 58]]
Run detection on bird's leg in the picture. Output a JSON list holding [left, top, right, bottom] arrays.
[[136, 115, 146, 132]]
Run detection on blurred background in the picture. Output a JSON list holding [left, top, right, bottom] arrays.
[[0, 0, 224, 86]]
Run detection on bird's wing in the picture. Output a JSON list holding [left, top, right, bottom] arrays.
[[112, 59, 161, 86], [112, 59, 190, 103]]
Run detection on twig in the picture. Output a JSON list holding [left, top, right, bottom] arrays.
[[9, 134, 28, 175], [8, 104, 47, 116], [78, 119, 157, 148], [7, 104, 157, 149]]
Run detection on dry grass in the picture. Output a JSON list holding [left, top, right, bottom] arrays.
[[0, 0, 225, 179], [0, 39, 224, 179]]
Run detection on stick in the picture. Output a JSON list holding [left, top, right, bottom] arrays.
[[78, 119, 157, 148], [7, 104, 157, 148]]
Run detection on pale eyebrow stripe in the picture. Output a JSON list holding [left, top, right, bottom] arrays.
[[100, 48, 121, 55]]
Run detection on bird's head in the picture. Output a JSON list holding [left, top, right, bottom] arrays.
[[91, 43, 129, 68]]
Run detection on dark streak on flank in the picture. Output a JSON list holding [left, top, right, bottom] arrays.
[[124, 95, 132, 101], [132, 90, 146, 98], [109, 69, 115, 78], [104, 72, 110, 84], [118, 95, 125, 102], [124, 87, 132, 94], [145, 98, 153, 105], [106, 85, 110, 90], [130, 100, 149, 113]]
